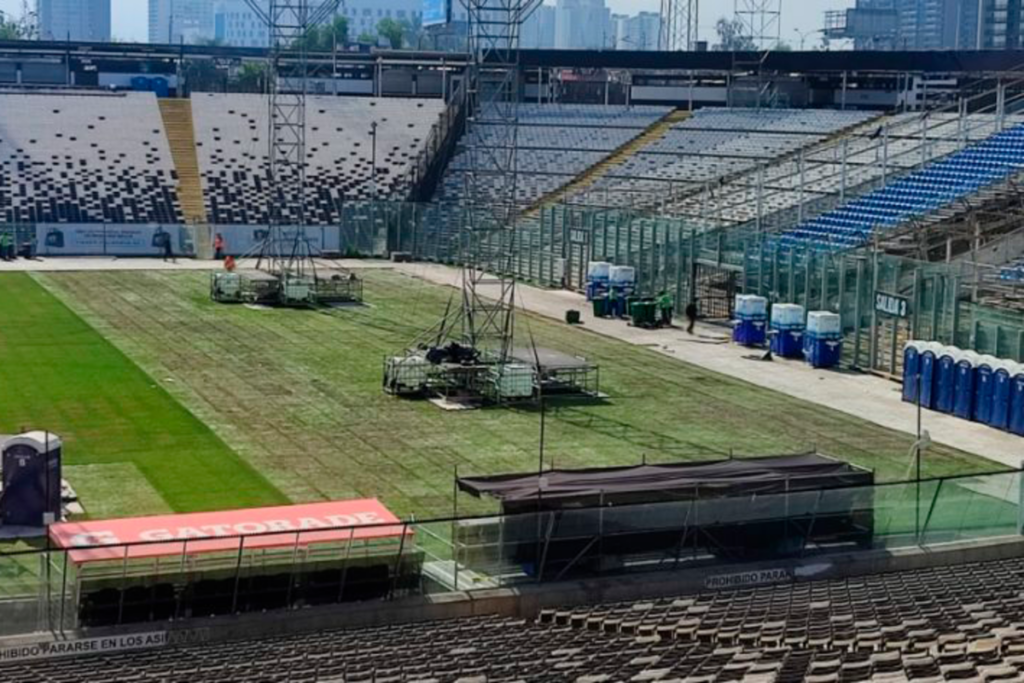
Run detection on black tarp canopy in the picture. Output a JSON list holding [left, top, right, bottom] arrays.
[[457, 453, 873, 510]]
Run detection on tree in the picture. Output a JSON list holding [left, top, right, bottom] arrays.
[[0, 12, 26, 40], [0, 17, 20, 41], [322, 15, 349, 49], [713, 17, 757, 51], [357, 31, 377, 45], [233, 62, 267, 93], [376, 18, 404, 49], [774, 40, 793, 51]]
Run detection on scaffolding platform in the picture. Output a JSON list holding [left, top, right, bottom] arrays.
[[511, 347, 600, 397], [211, 269, 363, 307]]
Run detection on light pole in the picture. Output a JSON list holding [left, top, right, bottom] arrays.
[[793, 28, 822, 50]]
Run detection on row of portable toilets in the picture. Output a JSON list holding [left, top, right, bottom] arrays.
[[902, 342, 1024, 435], [734, 297, 844, 369]]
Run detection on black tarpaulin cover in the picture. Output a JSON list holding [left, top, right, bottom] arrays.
[[457, 452, 873, 504]]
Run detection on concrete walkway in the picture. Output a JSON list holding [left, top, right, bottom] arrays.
[[394, 262, 1024, 470]]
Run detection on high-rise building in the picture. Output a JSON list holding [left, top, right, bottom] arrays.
[[554, 0, 613, 50], [522, 4, 556, 48], [613, 11, 661, 50], [825, 0, 1023, 50], [37, 0, 111, 42], [213, 0, 267, 47], [149, 0, 215, 45]]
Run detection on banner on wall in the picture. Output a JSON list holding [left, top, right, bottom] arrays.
[[34, 225, 351, 258], [35, 225, 195, 257]]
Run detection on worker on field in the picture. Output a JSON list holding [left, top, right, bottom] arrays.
[[224, 255, 237, 272], [608, 286, 620, 318], [685, 299, 698, 335], [657, 290, 674, 327], [160, 230, 175, 263], [213, 233, 226, 260]]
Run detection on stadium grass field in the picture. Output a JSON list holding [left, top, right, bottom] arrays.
[[0, 273, 287, 516], [0, 266, 995, 522]]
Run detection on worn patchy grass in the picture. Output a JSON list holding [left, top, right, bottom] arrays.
[[32, 268, 995, 520]]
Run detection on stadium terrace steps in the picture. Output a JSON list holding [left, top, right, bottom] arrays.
[[778, 121, 1024, 252], [158, 99, 207, 225], [521, 109, 691, 219], [11, 555, 1024, 681], [662, 109, 890, 222]]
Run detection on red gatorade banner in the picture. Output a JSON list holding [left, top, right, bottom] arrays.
[[49, 499, 405, 563]]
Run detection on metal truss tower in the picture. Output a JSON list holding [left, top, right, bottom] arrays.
[[243, 0, 339, 278], [456, 0, 541, 363], [734, 0, 782, 50], [659, 0, 699, 51]]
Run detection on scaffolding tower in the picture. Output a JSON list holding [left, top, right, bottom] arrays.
[[660, 0, 699, 52], [384, 0, 578, 404], [211, 0, 362, 307], [734, 0, 782, 50]]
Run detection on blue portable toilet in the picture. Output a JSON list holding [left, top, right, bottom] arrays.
[[130, 75, 152, 92], [990, 361, 1017, 431], [934, 347, 959, 414], [954, 351, 978, 420], [973, 355, 999, 423], [918, 343, 939, 410], [902, 341, 922, 403], [151, 77, 170, 98], [1009, 368, 1024, 436]]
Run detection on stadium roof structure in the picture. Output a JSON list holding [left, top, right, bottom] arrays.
[[2, 40, 1024, 76], [457, 452, 874, 505]]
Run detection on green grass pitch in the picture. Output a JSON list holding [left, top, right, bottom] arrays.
[[0, 267, 992, 521]]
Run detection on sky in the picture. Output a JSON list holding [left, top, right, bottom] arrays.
[[0, 0, 856, 47]]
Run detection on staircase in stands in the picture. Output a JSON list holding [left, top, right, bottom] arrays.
[[521, 109, 692, 219], [158, 99, 207, 225]]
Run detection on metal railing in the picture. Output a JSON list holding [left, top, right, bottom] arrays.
[[1, 468, 1019, 638]]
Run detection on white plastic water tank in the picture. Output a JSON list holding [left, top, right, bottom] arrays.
[[770, 303, 805, 328], [587, 261, 611, 281], [609, 265, 636, 285], [806, 311, 842, 336], [735, 294, 768, 318]]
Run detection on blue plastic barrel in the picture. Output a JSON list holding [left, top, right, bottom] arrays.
[[991, 362, 1017, 430], [935, 348, 958, 414], [130, 76, 152, 92], [151, 77, 170, 98], [1010, 372, 1024, 436], [973, 356, 998, 424], [954, 352, 977, 420], [902, 342, 921, 403], [919, 345, 938, 410]]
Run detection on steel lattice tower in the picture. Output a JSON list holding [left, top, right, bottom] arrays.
[[659, 0, 698, 51], [456, 0, 541, 363], [734, 0, 782, 50], [243, 0, 339, 278]]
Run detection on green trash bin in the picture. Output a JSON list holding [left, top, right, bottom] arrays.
[[632, 299, 657, 328], [592, 296, 609, 318]]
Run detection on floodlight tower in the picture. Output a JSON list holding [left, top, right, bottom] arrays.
[[242, 0, 340, 280], [457, 0, 541, 363], [659, 0, 699, 51], [734, 0, 782, 49]]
